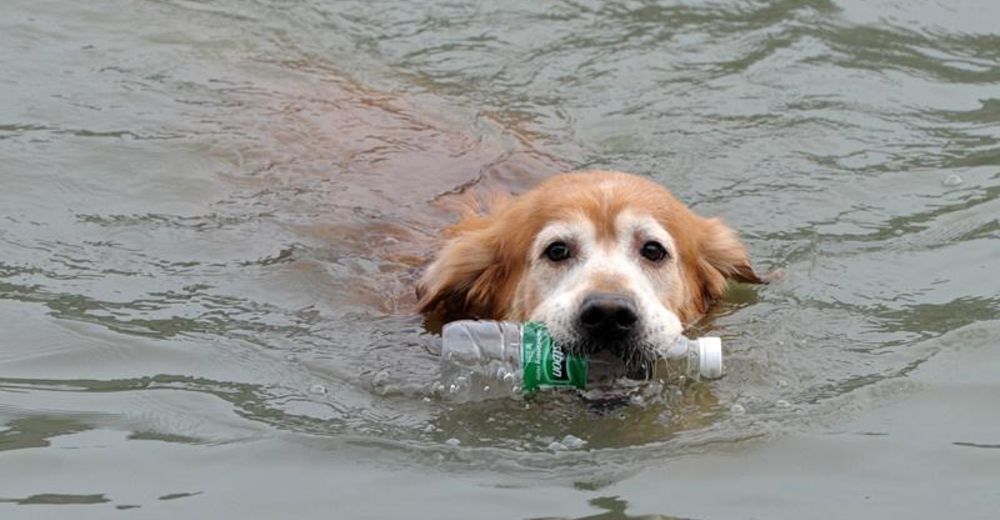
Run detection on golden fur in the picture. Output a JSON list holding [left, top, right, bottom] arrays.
[[417, 170, 766, 328]]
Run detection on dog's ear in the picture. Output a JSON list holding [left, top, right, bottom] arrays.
[[700, 217, 767, 282], [691, 217, 769, 310], [416, 215, 514, 320]]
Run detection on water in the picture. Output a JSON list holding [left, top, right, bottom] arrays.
[[1, 0, 998, 518]]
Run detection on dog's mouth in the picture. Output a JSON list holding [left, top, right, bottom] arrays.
[[573, 349, 645, 404], [560, 337, 655, 377], [553, 342, 654, 403], [584, 349, 653, 382]]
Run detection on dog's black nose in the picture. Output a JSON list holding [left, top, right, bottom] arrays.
[[578, 293, 638, 340]]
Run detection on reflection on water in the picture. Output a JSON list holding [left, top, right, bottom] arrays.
[[532, 496, 686, 520], [0, 0, 998, 506], [0, 494, 111, 506], [0, 416, 93, 453]]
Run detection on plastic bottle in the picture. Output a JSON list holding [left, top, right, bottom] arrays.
[[437, 320, 723, 400]]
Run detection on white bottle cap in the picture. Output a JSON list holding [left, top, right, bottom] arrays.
[[696, 337, 724, 379]]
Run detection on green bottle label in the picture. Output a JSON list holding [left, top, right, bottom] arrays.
[[521, 322, 587, 393]]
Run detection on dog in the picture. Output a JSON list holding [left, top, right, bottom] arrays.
[[417, 170, 767, 377]]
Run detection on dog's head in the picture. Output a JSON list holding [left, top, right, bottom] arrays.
[[418, 171, 766, 374]]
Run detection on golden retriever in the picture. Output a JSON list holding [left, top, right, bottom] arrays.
[[417, 170, 766, 375]]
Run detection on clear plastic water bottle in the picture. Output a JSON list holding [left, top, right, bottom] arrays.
[[436, 320, 723, 401]]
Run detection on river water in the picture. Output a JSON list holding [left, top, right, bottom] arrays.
[[1, 0, 998, 518]]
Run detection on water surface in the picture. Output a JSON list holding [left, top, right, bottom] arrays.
[[1, 0, 998, 518]]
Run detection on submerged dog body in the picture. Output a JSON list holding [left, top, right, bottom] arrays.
[[418, 171, 765, 372]]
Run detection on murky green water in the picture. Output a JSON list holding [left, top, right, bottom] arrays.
[[1, 0, 998, 518]]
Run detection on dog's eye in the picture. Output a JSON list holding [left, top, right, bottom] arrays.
[[640, 241, 669, 262], [543, 241, 572, 262]]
